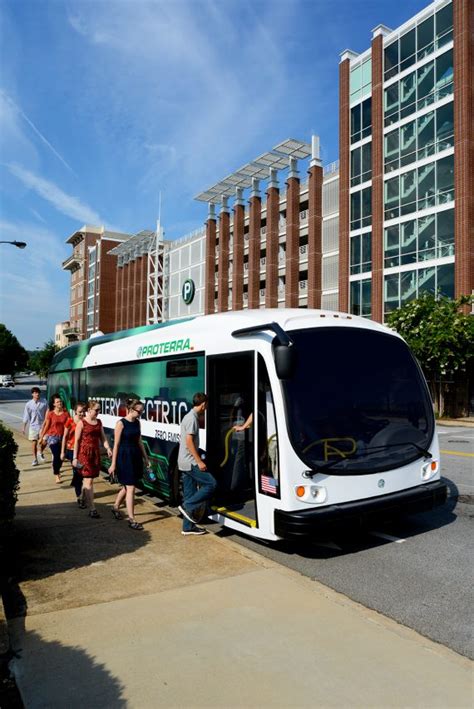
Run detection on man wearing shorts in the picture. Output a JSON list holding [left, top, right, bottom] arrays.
[[22, 387, 48, 466]]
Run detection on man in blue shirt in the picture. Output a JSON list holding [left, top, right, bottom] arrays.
[[22, 387, 48, 467]]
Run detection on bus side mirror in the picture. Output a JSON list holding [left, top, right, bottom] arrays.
[[274, 345, 296, 380]]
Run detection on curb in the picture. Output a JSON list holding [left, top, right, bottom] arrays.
[[437, 419, 474, 428]]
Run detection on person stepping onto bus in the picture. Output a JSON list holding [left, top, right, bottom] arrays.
[[178, 392, 216, 536], [108, 398, 150, 531], [61, 402, 86, 508], [22, 386, 48, 467], [39, 394, 69, 483], [73, 400, 112, 518]]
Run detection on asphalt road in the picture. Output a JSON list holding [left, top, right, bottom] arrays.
[[1, 379, 472, 658]]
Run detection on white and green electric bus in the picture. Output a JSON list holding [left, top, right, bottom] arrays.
[[48, 309, 447, 541]]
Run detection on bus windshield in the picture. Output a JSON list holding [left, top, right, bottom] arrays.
[[282, 327, 434, 475]]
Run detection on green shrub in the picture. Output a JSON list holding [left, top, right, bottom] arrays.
[[0, 421, 20, 529]]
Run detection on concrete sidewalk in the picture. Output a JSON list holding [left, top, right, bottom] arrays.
[[6, 430, 473, 708]]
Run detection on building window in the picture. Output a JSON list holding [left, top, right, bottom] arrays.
[[351, 97, 371, 144], [350, 186, 372, 230], [350, 231, 372, 275], [350, 278, 371, 318], [384, 49, 453, 126], [384, 207, 454, 268], [383, 3, 452, 80], [350, 58, 372, 104], [384, 153, 454, 220], [384, 262, 454, 315], [351, 142, 372, 186], [417, 15, 434, 61], [435, 3, 453, 49]]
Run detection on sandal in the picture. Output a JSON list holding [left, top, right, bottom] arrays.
[[111, 507, 123, 520], [128, 520, 144, 531], [89, 509, 101, 519]]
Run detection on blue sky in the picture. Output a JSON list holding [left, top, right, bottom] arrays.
[[0, 0, 428, 349]]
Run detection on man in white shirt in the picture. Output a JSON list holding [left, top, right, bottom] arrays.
[[22, 387, 48, 466]]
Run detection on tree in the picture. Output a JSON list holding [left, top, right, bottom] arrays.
[[29, 340, 59, 380], [387, 294, 474, 417], [0, 324, 28, 373]]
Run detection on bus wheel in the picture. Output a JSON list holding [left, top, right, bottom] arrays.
[[169, 459, 182, 507]]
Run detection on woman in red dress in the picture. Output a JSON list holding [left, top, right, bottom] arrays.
[[73, 400, 112, 518]]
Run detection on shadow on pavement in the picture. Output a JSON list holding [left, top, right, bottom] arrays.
[[9, 620, 127, 708], [218, 477, 460, 561], [4, 499, 169, 594]]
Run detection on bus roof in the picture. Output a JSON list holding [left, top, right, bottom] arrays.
[[50, 309, 395, 372], [49, 317, 195, 372]]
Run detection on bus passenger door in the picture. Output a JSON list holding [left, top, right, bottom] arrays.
[[207, 353, 255, 511]]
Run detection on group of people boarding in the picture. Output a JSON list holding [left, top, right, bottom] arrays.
[[22, 388, 149, 530], [23, 387, 219, 536]]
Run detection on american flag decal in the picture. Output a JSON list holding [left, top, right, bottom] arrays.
[[261, 475, 278, 494]]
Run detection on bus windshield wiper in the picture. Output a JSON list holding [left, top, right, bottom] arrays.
[[305, 440, 432, 477]]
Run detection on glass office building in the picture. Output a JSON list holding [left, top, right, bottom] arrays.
[[339, 0, 473, 321]]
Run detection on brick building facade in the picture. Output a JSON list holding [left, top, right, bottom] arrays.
[[62, 226, 131, 341]]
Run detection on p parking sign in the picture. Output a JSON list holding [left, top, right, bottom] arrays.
[[182, 278, 195, 305]]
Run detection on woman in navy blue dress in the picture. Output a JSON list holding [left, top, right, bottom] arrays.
[[109, 398, 150, 530]]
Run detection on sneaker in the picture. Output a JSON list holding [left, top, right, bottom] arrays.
[[37, 453, 46, 463], [32, 459, 39, 467], [181, 526, 207, 536], [178, 505, 199, 525]]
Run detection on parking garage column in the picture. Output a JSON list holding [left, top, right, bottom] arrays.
[[205, 203, 217, 314], [308, 136, 323, 309], [265, 168, 280, 308], [232, 187, 245, 311], [217, 196, 230, 312], [248, 178, 261, 309], [285, 157, 300, 308]]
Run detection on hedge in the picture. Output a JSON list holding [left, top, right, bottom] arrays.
[[0, 421, 20, 531]]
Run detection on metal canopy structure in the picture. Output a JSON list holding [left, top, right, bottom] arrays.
[[272, 138, 312, 160], [108, 228, 165, 325], [194, 138, 311, 203], [108, 230, 156, 260]]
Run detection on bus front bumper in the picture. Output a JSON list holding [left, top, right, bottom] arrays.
[[274, 480, 448, 539]]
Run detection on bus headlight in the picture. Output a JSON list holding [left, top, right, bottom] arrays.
[[421, 459, 439, 481], [295, 485, 327, 504]]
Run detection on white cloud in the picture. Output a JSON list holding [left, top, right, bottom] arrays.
[[66, 0, 292, 197], [0, 90, 76, 175], [28, 207, 47, 224], [7, 163, 106, 225]]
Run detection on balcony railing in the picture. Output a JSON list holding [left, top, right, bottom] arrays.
[[63, 326, 80, 337]]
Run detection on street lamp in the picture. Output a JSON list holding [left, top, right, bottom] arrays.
[[0, 240, 27, 248]]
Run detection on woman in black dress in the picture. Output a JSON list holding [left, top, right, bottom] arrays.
[[109, 398, 150, 530]]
